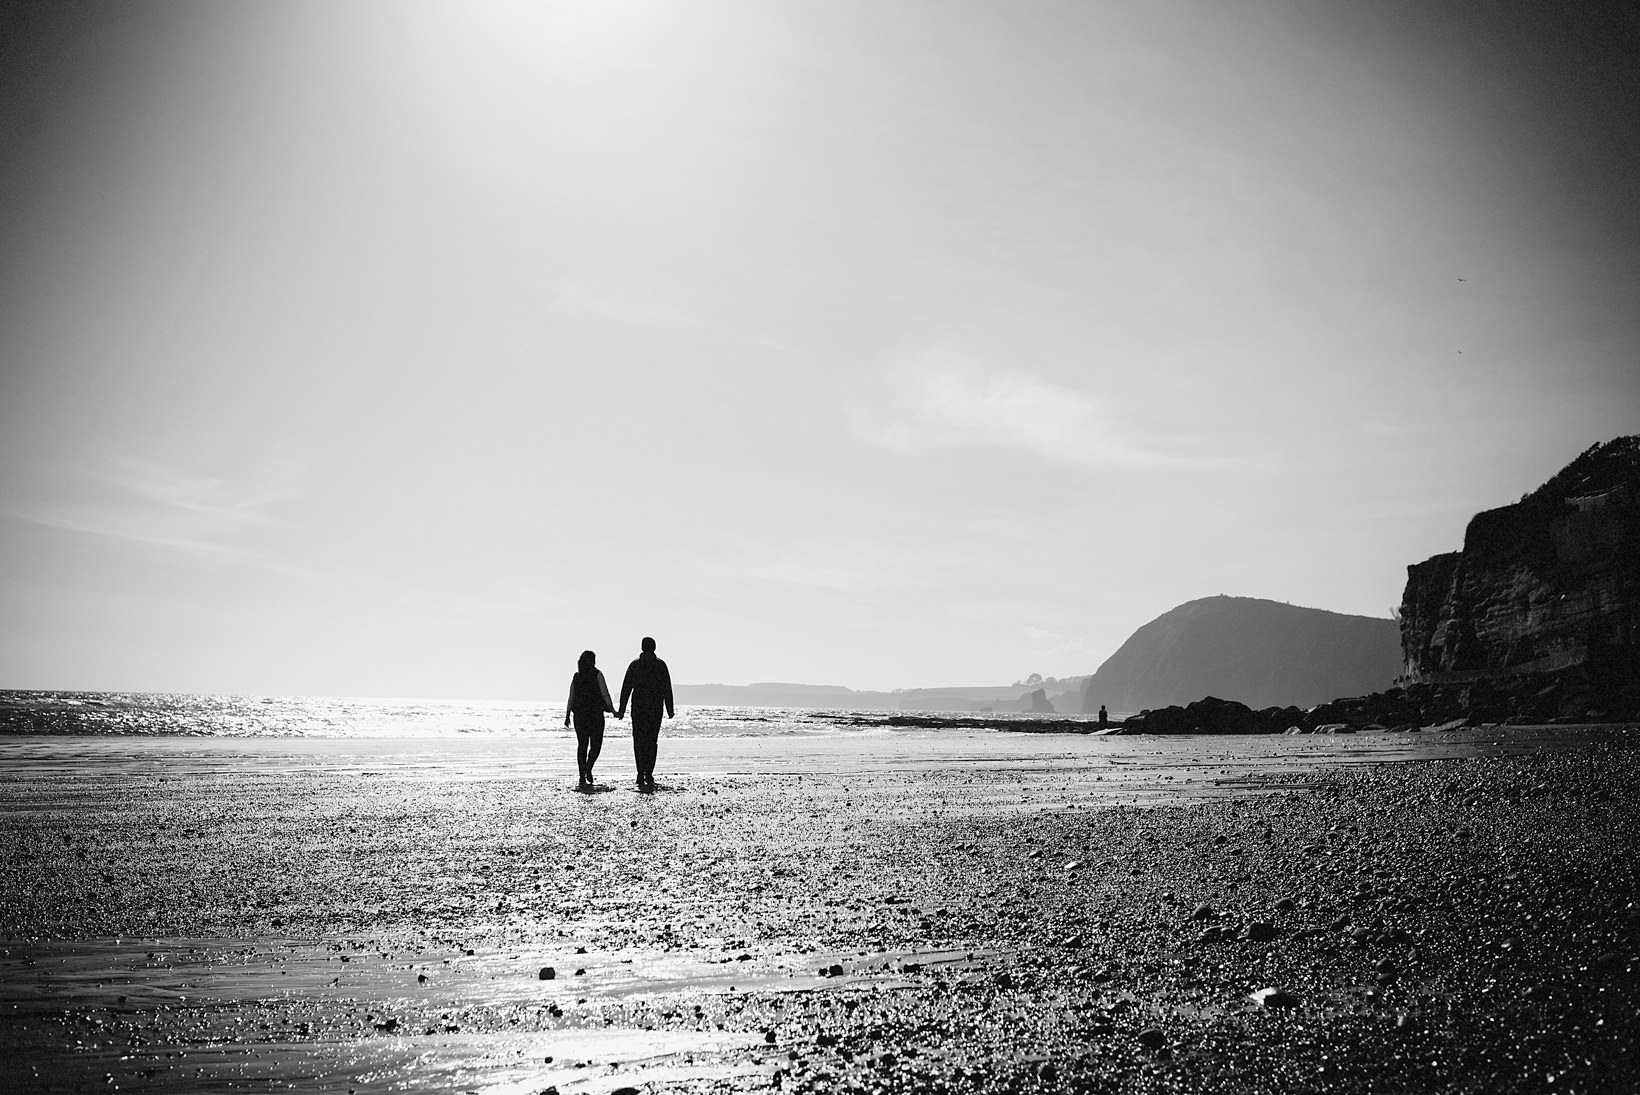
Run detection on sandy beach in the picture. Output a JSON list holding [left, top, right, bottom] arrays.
[[2, 724, 1637, 1093]]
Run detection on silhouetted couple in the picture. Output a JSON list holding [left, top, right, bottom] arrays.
[[563, 637, 675, 792]]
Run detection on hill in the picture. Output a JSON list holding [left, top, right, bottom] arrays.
[[1081, 595, 1401, 713]]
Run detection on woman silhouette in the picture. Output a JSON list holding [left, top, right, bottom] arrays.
[[564, 650, 615, 788]]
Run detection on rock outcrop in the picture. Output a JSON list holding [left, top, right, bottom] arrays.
[[1118, 696, 1302, 735], [1399, 437, 1640, 685], [1021, 688, 1055, 713], [1081, 596, 1402, 713]]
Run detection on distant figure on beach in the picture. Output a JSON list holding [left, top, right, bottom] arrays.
[[564, 650, 615, 789], [1098, 704, 1108, 730], [617, 636, 674, 792]]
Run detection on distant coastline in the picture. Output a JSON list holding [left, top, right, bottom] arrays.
[[675, 678, 1090, 714]]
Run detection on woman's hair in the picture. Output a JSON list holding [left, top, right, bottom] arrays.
[[577, 650, 596, 673]]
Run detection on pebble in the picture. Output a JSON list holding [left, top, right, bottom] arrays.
[[1136, 1028, 1166, 1050], [538, 966, 555, 980]]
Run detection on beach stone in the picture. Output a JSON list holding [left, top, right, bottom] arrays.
[[1242, 921, 1277, 942], [1136, 1028, 1166, 1050], [1190, 903, 1215, 921], [1061, 934, 1085, 949], [1272, 897, 1297, 912], [1250, 987, 1301, 1009], [538, 966, 556, 980]]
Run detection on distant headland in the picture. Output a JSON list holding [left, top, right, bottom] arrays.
[[687, 436, 1640, 731]]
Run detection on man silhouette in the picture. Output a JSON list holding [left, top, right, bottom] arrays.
[[617, 636, 673, 791]]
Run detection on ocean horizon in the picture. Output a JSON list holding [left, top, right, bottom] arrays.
[[0, 690, 1103, 739]]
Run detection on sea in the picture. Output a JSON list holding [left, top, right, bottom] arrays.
[[0, 690, 1100, 739]]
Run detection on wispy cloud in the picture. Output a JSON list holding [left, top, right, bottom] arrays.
[[548, 283, 697, 327], [859, 350, 1232, 469], [5, 456, 303, 564], [699, 534, 951, 595], [1020, 625, 1092, 660], [547, 281, 829, 365]]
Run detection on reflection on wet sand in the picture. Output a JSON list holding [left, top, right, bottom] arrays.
[[1, 724, 1631, 1093]]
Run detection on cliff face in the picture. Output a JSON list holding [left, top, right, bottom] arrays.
[[1399, 437, 1640, 682], [1081, 596, 1402, 713]]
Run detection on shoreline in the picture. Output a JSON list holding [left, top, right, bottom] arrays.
[[3, 726, 1636, 1093]]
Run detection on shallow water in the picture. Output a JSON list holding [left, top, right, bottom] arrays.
[[0, 720, 1607, 799], [0, 690, 1102, 740]]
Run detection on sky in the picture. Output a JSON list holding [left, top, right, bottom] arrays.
[[2, 0, 1637, 698]]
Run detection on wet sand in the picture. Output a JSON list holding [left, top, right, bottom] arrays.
[[2, 725, 1637, 1093]]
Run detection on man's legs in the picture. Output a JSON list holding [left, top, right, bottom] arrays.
[[632, 710, 661, 788]]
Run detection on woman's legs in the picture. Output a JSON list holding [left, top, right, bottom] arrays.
[[584, 726, 603, 781], [575, 728, 591, 784], [574, 716, 606, 786]]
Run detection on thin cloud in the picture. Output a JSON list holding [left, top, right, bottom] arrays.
[[5, 456, 303, 564], [700, 535, 951, 594], [548, 283, 696, 328], [860, 356, 1234, 469]]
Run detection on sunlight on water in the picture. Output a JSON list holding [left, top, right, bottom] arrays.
[[0, 691, 1098, 739]]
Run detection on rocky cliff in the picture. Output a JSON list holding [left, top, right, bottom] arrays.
[[1080, 596, 1402, 713], [1399, 436, 1640, 683]]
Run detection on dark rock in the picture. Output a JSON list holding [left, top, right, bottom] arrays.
[[538, 967, 556, 980], [1136, 1028, 1166, 1050], [1250, 987, 1301, 1009], [1242, 921, 1277, 942], [1190, 903, 1216, 921], [1399, 437, 1640, 721]]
